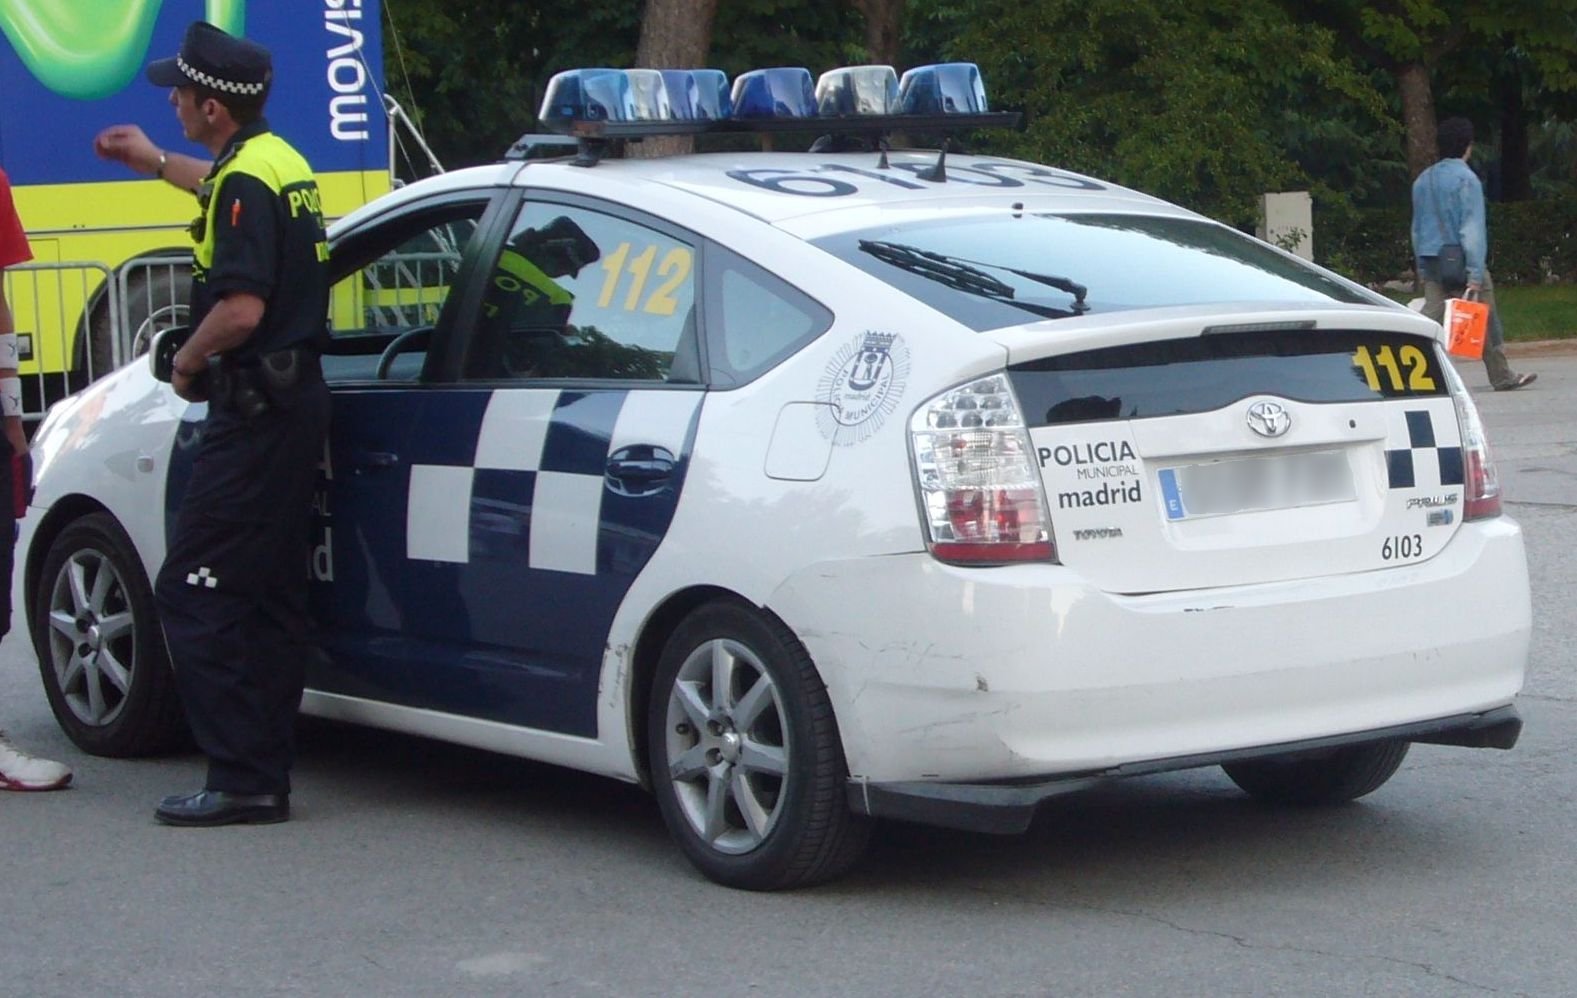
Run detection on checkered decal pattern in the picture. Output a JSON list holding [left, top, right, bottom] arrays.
[[1385, 407, 1464, 490], [404, 389, 700, 573], [177, 55, 267, 95]]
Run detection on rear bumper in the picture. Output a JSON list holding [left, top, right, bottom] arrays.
[[770, 517, 1529, 784], [848, 705, 1522, 834]]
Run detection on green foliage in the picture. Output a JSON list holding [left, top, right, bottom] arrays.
[[1274, 82, 1408, 209], [1380, 283, 1577, 339], [1313, 199, 1412, 283], [1486, 196, 1577, 282], [912, 0, 1389, 226], [1315, 194, 1577, 286], [383, 0, 640, 171], [376, 0, 1577, 298], [1467, 0, 1577, 93], [383, 0, 861, 172], [1494, 283, 1577, 339], [711, 0, 866, 75]]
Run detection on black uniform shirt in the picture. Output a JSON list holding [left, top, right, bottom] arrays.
[[190, 118, 329, 359]]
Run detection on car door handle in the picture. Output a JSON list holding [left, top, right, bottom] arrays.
[[351, 450, 401, 474], [606, 446, 676, 497]]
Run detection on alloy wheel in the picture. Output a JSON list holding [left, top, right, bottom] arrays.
[[662, 637, 790, 854], [46, 547, 137, 728]]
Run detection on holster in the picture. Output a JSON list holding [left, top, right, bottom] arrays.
[[211, 347, 318, 418]]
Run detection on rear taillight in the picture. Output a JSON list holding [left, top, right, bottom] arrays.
[[1440, 351, 1501, 519], [909, 374, 1057, 564]]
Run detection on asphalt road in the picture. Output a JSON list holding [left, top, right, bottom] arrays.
[[2, 345, 1574, 998]]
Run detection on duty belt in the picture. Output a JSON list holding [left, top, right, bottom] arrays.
[[210, 346, 320, 418]]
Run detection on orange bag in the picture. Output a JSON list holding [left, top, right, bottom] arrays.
[[1443, 296, 1489, 359]]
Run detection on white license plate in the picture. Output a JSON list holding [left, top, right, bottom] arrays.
[[1158, 450, 1353, 520]]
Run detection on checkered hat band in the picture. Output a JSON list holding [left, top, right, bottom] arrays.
[[178, 55, 266, 96]]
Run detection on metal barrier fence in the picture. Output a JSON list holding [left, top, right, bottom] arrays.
[[116, 254, 191, 369], [4, 242, 461, 424], [349, 249, 462, 331], [2, 260, 116, 424], [1, 256, 191, 424]]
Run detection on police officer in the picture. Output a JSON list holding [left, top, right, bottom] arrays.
[[95, 22, 330, 825]]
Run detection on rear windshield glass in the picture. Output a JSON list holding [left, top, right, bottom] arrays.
[[811, 213, 1376, 331], [1010, 329, 1449, 427]]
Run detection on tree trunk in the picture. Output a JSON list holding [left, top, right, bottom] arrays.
[[630, 0, 720, 158], [852, 0, 906, 67], [1395, 62, 1437, 181], [1497, 66, 1531, 202]]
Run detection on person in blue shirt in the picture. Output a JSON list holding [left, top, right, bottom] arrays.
[[1411, 116, 1536, 391]]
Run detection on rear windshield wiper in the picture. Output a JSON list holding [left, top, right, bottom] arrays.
[[858, 239, 1089, 316]]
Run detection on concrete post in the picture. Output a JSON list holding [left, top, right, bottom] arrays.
[[1257, 191, 1314, 261]]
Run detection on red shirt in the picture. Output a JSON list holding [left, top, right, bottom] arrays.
[[0, 166, 32, 269]]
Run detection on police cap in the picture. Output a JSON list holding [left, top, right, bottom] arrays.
[[146, 21, 272, 97]]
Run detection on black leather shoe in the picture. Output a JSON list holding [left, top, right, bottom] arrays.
[[155, 789, 290, 827]]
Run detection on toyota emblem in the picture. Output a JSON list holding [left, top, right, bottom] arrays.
[[1246, 400, 1291, 438]]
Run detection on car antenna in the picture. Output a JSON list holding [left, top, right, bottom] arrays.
[[914, 144, 947, 183]]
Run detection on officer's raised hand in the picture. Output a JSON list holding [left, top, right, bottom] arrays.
[[93, 124, 159, 172], [93, 123, 206, 192]]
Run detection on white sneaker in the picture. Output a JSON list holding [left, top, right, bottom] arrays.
[[0, 733, 73, 791]]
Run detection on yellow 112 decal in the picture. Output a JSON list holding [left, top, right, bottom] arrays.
[[1352, 343, 1438, 394], [596, 242, 693, 316]]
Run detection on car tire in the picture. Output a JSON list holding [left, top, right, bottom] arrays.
[[1222, 739, 1410, 805], [32, 512, 188, 756], [648, 601, 871, 890]]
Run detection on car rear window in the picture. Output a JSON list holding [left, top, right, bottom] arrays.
[[1009, 329, 1449, 427], [812, 213, 1377, 331]]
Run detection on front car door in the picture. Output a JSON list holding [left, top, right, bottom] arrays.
[[316, 191, 704, 737]]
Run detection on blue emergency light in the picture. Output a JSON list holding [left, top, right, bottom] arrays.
[[538, 62, 995, 128], [898, 63, 988, 114], [538, 68, 632, 124], [523, 61, 1017, 162], [730, 67, 818, 119]]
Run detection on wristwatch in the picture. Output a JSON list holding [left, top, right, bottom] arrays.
[[155, 151, 168, 179]]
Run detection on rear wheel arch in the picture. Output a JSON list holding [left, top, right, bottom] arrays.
[[639, 595, 871, 888], [628, 585, 745, 790]]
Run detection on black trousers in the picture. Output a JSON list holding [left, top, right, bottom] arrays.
[[154, 377, 330, 795]]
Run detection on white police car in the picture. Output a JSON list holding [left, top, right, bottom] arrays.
[[20, 64, 1530, 889]]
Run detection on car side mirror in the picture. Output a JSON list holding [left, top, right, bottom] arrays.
[[149, 325, 193, 383]]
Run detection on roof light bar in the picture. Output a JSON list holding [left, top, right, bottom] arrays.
[[625, 68, 673, 120], [522, 62, 1020, 152], [899, 63, 988, 115], [816, 65, 899, 116], [731, 67, 818, 119], [539, 68, 632, 125], [661, 69, 732, 120]]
